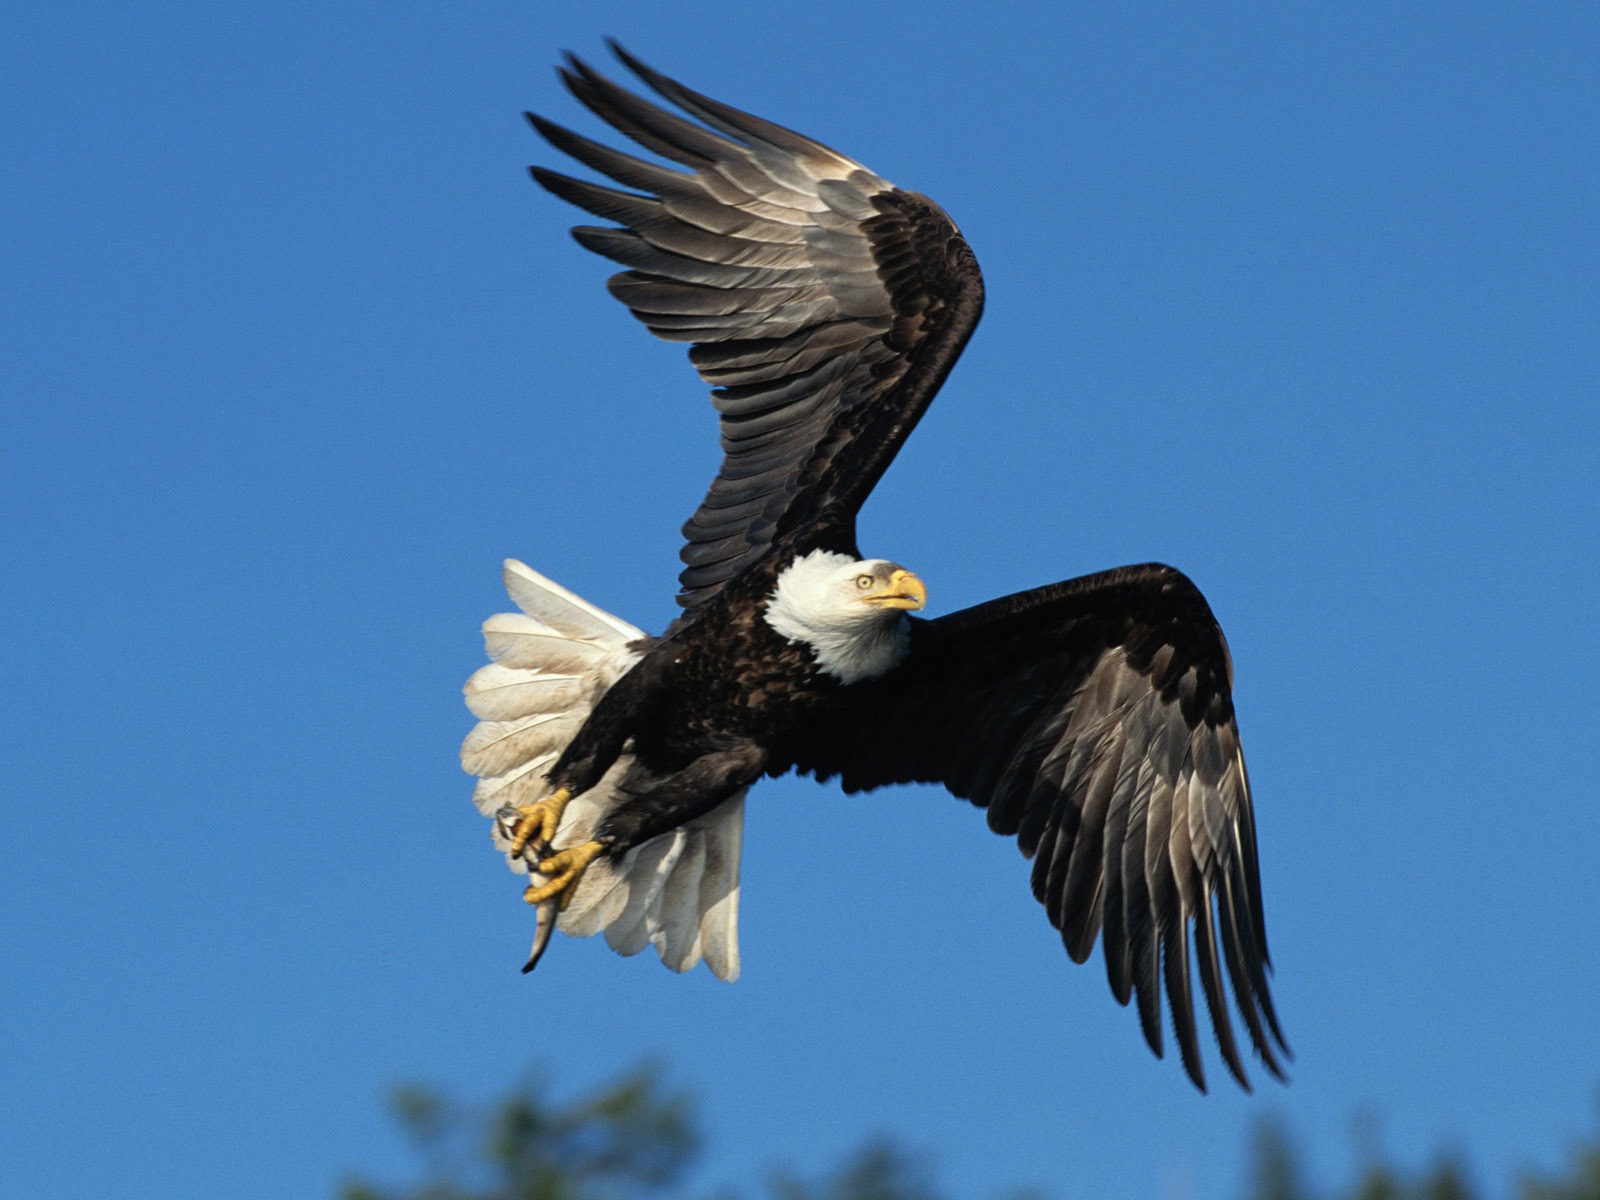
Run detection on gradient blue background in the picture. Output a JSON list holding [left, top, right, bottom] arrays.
[[6, 3, 1598, 1197]]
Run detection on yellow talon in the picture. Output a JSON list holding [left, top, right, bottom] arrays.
[[523, 840, 604, 910], [509, 787, 573, 857]]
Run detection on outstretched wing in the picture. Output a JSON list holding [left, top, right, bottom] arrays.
[[530, 44, 985, 611], [787, 564, 1289, 1092]]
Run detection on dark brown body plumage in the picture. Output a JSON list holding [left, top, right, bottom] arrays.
[[547, 543, 841, 849]]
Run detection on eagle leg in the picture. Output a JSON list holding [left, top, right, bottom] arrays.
[[524, 840, 605, 909], [508, 787, 573, 858]]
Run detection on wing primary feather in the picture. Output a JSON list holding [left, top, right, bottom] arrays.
[[1057, 735, 1117, 962], [560, 58, 726, 169], [1218, 871, 1288, 1081], [1164, 765, 1211, 1091], [1164, 917, 1206, 1093], [1029, 788, 1077, 917], [532, 168, 661, 228], [607, 40, 864, 174], [567, 57, 828, 215], [1142, 771, 1178, 1057], [1099, 735, 1136, 1006], [1234, 752, 1276, 971], [528, 113, 699, 200], [1195, 892, 1251, 1092], [1123, 759, 1163, 1056]]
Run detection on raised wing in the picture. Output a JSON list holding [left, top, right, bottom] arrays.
[[530, 44, 984, 610], [787, 564, 1289, 1092]]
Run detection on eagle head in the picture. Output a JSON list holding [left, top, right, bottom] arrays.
[[763, 550, 925, 684]]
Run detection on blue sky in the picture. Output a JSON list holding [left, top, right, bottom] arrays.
[[5, 3, 1598, 1197]]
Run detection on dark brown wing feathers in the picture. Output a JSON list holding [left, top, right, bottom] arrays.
[[787, 563, 1289, 1092], [530, 46, 984, 609]]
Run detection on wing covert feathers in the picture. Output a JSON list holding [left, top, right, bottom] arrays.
[[462, 561, 742, 980], [530, 45, 984, 610], [787, 563, 1289, 1091]]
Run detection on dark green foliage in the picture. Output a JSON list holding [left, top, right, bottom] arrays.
[[1344, 1157, 1476, 1200], [1249, 1119, 1315, 1200], [1518, 1129, 1600, 1200], [768, 1141, 944, 1200], [339, 1065, 698, 1200], [1246, 1099, 1600, 1200], [766, 1140, 1047, 1200], [339, 1066, 1047, 1200], [342, 1064, 1600, 1200]]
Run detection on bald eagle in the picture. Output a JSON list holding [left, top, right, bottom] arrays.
[[462, 44, 1288, 1092]]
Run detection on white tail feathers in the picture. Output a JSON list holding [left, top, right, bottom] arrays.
[[462, 560, 743, 981]]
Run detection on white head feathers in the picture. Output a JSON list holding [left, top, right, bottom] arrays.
[[763, 550, 923, 684]]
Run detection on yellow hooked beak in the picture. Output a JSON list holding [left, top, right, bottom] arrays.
[[864, 569, 927, 612]]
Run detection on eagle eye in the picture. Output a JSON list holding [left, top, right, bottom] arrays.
[[854, 573, 874, 590]]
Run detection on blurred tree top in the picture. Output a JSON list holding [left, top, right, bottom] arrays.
[[341, 1067, 1599, 1200]]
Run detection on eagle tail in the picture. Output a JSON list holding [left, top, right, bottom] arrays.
[[462, 559, 743, 980]]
